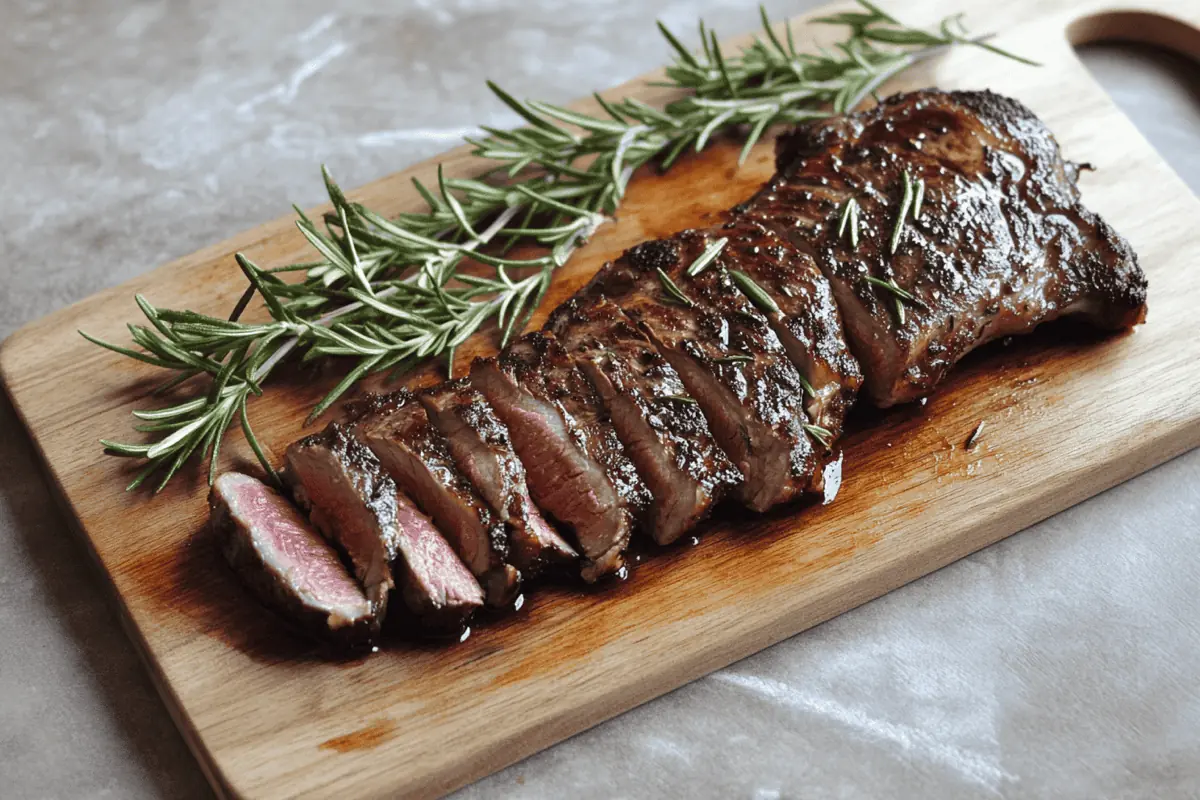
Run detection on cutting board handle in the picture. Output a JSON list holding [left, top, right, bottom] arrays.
[[1068, 8, 1200, 60]]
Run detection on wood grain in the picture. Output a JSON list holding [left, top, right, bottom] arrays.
[[3, 0, 1200, 797]]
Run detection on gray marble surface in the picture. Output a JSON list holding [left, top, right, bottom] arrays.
[[2, 1, 1198, 798]]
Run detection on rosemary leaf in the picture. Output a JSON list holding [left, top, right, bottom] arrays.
[[686, 237, 728, 277], [911, 175, 926, 220], [890, 170, 914, 254], [657, 268, 695, 307], [804, 423, 834, 449], [966, 420, 986, 450], [728, 269, 781, 314]]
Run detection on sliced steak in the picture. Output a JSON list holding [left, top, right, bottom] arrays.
[[350, 390, 520, 608], [577, 231, 820, 511], [210, 471, 377, 649], [284, 425, 398, 621], [418, 379, 577, 574], [715, 216, 862, 439], [740, 89, 1147, 406], [471, 332, 650, 580], [546, 297, 741, 544], [391, 490, 484, 631]]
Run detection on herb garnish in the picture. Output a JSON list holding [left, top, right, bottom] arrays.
[[838, 197, 861, 248], [728, 269, 781, 314], [713, 354, 755, 364], [804, 423, 834, 449], [686, 237, 729, 277], [658, 268, 696, 308], [83, 3, 1034, 490]]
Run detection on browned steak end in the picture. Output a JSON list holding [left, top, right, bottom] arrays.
[[742, 89, 1147, 406]]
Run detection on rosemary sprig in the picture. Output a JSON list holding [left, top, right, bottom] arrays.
[[864, 274, 920, 325], [657, 268, 695, 307], [83, 2, 1034, 490]]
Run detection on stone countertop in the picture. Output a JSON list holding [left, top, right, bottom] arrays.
[[2, 1, 1198, 797]]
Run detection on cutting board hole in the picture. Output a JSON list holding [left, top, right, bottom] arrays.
[[1068, 11, 1200, 59], [1069, 21, 1200, 196]]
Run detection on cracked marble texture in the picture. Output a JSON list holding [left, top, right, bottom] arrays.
[[2, 1, 1199, 798]]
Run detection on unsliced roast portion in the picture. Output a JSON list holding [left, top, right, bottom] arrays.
[[418, 379, 577, 574], [714, 217, 862, 439], [577, 230, 821, 512], [284, 425, 398, 621], [740, 89, 1148, 407], [547, 297, 741, 544], [471, 332, 650, 581], [351, 390, 520, 608], [210, 471, 377, 649]]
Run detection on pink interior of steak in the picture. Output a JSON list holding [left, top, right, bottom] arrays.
[[392, 490, 483, 609], [225, 474, 368, 614]]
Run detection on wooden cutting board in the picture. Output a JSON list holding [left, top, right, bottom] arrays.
[[3, 0, 1199, 797]]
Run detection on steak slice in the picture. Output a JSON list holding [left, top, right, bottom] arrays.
[[715, 216, 862, 439], [418, 379, 577, 574], [210, 471, 377, 649], [390, 490, 484, 631], [284, 425, 398, 621], [471, 332, 650, 581], [577, 230, 820, 512], [740, 89, 1148, 406], [351, 390, 520, 608], [547, 296, 741, 544]]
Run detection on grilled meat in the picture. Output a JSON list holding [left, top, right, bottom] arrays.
[[351, 390, 520, 608], [577, 230, 821, 511], [284, 425, 398, 621], [547, 297, 742, 544], [285, 423, 483, 631], [390, 489, 484, 631], [210, 472, 377, 649], [419, 379, 577, 573], [714, 217, 862, 439], [217, 89, 1147, 650], [471, 332, 650, 581], [740, 89, 1147, 406]]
